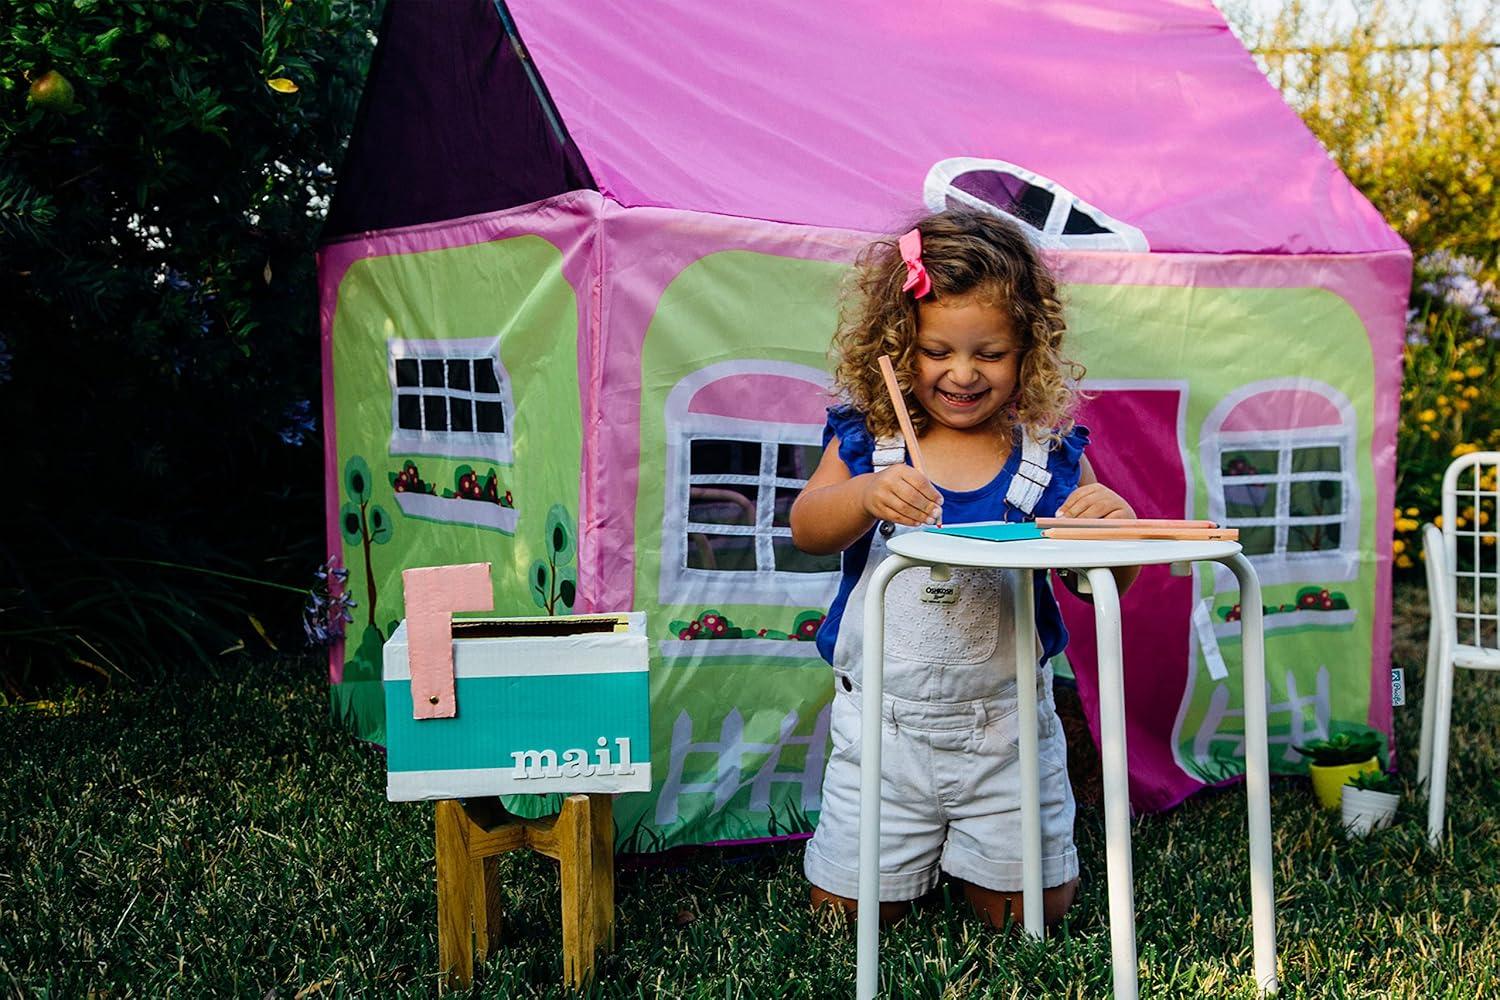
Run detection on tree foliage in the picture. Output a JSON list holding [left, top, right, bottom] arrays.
[[0, 0, 380, 692], [1228, 0, 1498, 266]]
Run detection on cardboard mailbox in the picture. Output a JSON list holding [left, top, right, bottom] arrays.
[[383, 612, 650, 801]]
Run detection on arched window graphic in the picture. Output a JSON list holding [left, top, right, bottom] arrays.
[[660, 361, 840, 608], [387, 335, 514, 464], [923, 157, 1149, 252], [1201, 379, 1359, 585]]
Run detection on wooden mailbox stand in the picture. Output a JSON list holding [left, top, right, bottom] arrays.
[[435, 793, 615, 990]]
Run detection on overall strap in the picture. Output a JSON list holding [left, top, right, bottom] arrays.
[[1003, 428, 1053, 516], [872, 434, 906, 470]]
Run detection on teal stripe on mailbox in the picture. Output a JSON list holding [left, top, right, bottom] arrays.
[[385, 673, 651, 772]]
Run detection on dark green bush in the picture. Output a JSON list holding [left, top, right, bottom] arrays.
[[0, 0, 380, 693]]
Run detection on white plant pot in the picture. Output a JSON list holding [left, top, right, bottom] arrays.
[[1341, 785, 1399, 838]]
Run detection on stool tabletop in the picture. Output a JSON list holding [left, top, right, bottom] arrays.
[[886, 526, 1242, 570]]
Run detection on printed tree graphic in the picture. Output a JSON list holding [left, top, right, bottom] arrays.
[[340, 456, 393, 629], [530, 504, 577, 615]]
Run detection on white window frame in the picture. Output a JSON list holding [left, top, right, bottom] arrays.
[[387, 335, 514, 464], [1202, 379, 1359, 587], [923, 156, 1149, 252], [659, 361, 840, 608]]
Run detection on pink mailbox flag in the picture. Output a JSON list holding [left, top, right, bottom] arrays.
[[401, 563, 494, 719]]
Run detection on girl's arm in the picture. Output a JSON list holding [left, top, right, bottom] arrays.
[[789, 437, 943, 555], [1057, 454, 1141, 595]]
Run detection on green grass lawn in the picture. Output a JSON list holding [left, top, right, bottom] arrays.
[[2, 583, 1497, 998]]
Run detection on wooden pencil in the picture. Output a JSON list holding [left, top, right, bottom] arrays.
[[876, 355, 927, 478], [1035, 517, 1220, 529]]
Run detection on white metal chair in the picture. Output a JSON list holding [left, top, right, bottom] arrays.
[[1417, 451, 1500, 847]]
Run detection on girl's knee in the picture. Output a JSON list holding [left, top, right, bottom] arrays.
[[961, 877, 1078, 931], [809, 885, 911, 925]]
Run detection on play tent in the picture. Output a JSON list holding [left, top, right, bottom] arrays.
[[318, 0, 1410, 848]]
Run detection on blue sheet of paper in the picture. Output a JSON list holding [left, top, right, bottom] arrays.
[[924, 522, 1044, 543]]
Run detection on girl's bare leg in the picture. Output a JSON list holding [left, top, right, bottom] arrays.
[[809, 885, 913, 924], [958, 877, 1079, 931]]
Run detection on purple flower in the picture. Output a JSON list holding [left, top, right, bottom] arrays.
[[279, 398, 317, 446], [302, 557, 356, 645]]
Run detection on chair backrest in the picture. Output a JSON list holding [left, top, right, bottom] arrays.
[[1422, 522, 1454, 650], [1441, 451, 1500, 653]]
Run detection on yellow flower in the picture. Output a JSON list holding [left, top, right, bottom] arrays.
[[1393, 539, 1406, 554], [1404, 507, 1419, 516], [1435, 515, 1444, 527], [1457, 400, 1471, 412], [1448, 370, 1466, 382], [1397, 554, 1414, 569], [1395, 517, 1418, 532], [1454, 442, 1480, 457], [1429, 430, 1441, 441], [1436, 394, 1449, 406], [1485, 536, 1497, 547], [1464, 386, 1480, 399], [1419, 408, 1437, 423], [1467, 365, 1486, 378]]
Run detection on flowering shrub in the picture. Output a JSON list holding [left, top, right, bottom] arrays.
[[1394, 252, 1500, 572], [302, 559, 356, 646]]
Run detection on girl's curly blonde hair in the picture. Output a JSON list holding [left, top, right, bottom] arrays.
[[832, 209, 1085, 442]]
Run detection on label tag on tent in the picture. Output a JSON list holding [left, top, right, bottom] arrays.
[[1390, 667, 1405, 707]]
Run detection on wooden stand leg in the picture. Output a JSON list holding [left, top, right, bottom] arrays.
[[556, 795, 597, 988], [435, 799, 476, 989], [590, 794, 615, 953], [433, 794, 615, 990]]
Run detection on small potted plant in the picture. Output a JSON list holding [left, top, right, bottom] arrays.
[[1294, 731, 1382, 809], [1341, 769, 1399, 838]]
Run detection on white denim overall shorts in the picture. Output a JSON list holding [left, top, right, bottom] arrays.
[[803, 430, 1080, 899]]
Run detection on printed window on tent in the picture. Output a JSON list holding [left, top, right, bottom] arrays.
[[661, 363, 840, 608], [388, 336, 514, 464], [1203, 382, 1359, 584], [923, 157, 1149, 252]]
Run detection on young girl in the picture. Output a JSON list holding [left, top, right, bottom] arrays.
[[790, 209, 1137, 929]]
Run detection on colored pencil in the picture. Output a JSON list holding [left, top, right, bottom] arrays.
[[876, 355, 927, 478]]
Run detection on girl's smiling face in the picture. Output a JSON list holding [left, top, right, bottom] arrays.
[[912, 295, 1022, 432]]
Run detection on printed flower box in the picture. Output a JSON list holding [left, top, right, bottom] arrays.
[[394, 491, 519, 534]]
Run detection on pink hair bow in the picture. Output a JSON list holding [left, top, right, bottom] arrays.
[[899, 228, 931, 299]]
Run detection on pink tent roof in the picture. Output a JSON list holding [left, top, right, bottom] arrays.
[[506, 0, 1404, 256]]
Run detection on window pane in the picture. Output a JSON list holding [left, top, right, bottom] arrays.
[[475, 401, 504, 433], [1221, 450, 1278, 477], [423, 394, 448, 431], [773, 487, 800, 527], [1288, 522, 1341, 553], [449, 399, 474, 432], [689, 485, 757, 525], [691, 438, 761, 476], [474, 361, 500, 395], [951, 170, 1054, 229], [397, 394, 421, 430], [776, 443, 824, 481], [1290, 480, 1342, 517], [420, 359, 445, 387], [774, 538, 839, 573], [446, 359, 472, 391], [1239, 526, 1276, 556], [686, 533, 756, 571], [1224, 483, 1275, 519], [1290, 446, 1341, 473], [1062, 206, 1109, 235], [395, 358, 420, 387]]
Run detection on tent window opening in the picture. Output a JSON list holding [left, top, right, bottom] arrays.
[[685, 437, 837, 574], [1218, 443, 1346, 559], [388, 336, 513, 463]]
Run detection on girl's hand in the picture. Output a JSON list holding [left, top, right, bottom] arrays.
[[859, 465, 943, 527], [1058, 483, 1135, 520]]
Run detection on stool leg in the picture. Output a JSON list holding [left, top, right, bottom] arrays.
[[435, 800, 475, 988], [589, 794, 616, 953], [557, 794, 598, 988]]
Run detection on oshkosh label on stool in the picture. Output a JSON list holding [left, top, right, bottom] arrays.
[[920, 581, 959, 604]]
